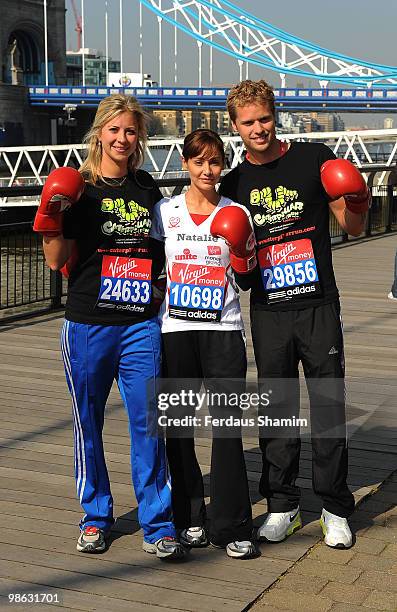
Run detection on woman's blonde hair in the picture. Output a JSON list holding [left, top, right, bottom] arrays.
[[79, 94, 148, 184]]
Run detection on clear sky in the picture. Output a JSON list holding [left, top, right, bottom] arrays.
[[65, 0, 397, 126]]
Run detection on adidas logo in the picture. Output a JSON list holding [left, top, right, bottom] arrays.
[[328, 346, 338, 355]]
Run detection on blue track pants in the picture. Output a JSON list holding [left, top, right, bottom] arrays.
[[61, 317, 175, 543]]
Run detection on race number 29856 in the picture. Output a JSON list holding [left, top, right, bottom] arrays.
[[262, 259, 317, 289], [259, 238, 321, 304]]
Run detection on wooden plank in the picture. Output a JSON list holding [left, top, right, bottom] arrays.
[[0, 544, 262, 604], [0, 476, 133, 504], [0, 578, 168, 612], [0, 531, 286, 587], [0, 559, 243, 612], [0, 514, 281, 578], [0, 233, 395, 611]]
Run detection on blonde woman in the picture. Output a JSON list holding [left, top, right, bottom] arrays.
[[34, 94, 184, 559]]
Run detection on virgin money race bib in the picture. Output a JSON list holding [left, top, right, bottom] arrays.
[[169, 262, 226, 322], [258, 239, 321, 304], [96, 255, 152, 313]]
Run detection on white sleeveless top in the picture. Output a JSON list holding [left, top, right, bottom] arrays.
[[150, 194, 251, 333]]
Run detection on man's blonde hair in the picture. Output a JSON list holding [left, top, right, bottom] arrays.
[[227, 80, 275, 122], [79, 94, 148, 185]]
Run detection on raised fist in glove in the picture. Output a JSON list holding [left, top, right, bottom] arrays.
[[33, 167, 85, 236], [210, 206, 257, 274], [320, 159, 370, 214]]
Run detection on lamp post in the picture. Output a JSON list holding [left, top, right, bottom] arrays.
[[139, 1, 143, 76], [81, 0, 85, 86], [105, 0, 109, 86], [43, 0, 49, 85], [158, 0, 162, 86], [119, 0, 123, 78]]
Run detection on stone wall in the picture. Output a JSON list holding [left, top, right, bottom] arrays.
[[0, 83, 55, 146], [0, 0, 66, 83], [0, 0, 66, 145]]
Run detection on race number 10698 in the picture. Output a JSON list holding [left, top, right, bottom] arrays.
[[170, 283, 223, 310]]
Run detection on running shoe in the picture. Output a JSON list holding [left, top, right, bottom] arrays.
[[388, 292, 397, 301], [142, 536, 186, 559], [320, 509, 353, 549], [257, 508, 302, 542], [179, 526, 208, 548], [76, 526, 107, 553], [226, 540, 259, 559], [211, 539, 258, 559]]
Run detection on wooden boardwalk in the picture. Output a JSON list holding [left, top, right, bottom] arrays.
[[0, 234, 396, 611]]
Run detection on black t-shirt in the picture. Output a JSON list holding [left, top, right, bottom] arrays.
[[220, 142, 339, 311], [63, 170, 164, 325]]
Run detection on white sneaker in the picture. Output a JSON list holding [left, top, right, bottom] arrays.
[[226, 540, 258, 559], [179, 526, 208, 548], [320, 509, 353, 549], [257, 508, 301, 542], [142, 536, 186, 559], [388, 292, 397, 301]]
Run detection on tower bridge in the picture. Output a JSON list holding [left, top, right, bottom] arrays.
[[28, 85, 397, 113], [1, 0, 397, 146], [140, 0, 397, 89]]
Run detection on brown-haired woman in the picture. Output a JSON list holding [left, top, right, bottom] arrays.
[[151, 128, 257, 558], [34, 94, 184, 559]]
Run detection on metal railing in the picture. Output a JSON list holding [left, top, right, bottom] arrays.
[[0, 222, 56, 314], [0, 178, 189, 320], [0, 177, 396, 321], [1, 128, 397, 202]]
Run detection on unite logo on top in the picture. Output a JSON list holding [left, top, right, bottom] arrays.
[[175, 248, 198, 261]]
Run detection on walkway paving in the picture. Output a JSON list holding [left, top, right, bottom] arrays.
[[251, 473, 397, 611], [0, 233, 396, 610]]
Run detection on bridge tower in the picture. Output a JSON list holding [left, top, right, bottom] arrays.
[[0, 0, 66, 145]]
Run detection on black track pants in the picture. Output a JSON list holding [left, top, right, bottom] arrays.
[[162, 330, 253, 546], [251, 301, 355, 518]]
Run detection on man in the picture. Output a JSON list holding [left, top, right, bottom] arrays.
[[388, 248, 397, 300], [219, 80, 370, 549]]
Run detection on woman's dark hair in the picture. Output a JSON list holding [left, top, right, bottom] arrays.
[[182, 129, 225, 164]]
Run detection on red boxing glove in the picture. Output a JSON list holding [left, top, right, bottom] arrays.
[[210, 206, 257, 274], [59, 243, 79, 279], [33, 167, 85, 236], [320, 159, 370, 214]]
